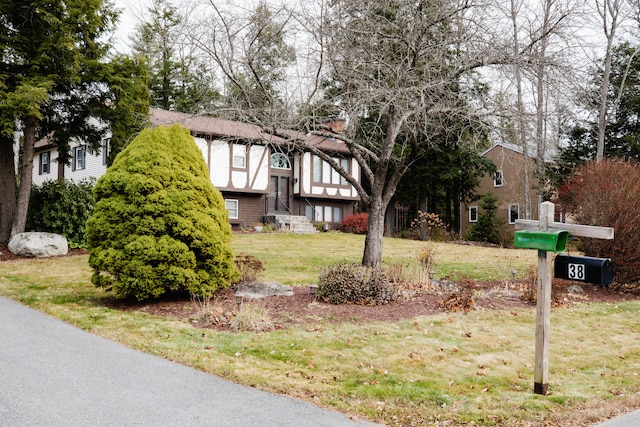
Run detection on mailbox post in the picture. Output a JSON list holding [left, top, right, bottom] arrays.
[[514, 201, 614, 395]]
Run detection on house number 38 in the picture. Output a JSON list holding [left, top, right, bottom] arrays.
[[567, 263, 585, 280]]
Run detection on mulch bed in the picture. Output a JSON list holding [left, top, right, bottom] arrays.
[[2, 243, 639, 332]]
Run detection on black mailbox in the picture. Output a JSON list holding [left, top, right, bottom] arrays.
[[554, 255, 613, 286]]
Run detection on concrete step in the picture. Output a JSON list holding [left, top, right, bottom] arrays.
[[266, 215, 319, 234]]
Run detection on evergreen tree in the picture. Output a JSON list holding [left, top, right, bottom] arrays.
[[0, 0, 147, 242], [131, 0, 220, 113], [86, 125, 238, 300], [466, 193, 506, 245]]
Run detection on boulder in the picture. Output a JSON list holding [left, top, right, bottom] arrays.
[[8, 232, 69, 258], [235, 281, 294, 299]]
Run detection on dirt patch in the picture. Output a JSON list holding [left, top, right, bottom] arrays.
[[2, 243, 638, 331], [107, 278, 640, 332]]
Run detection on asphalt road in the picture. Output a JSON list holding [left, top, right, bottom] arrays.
[[0, 296, 381, 427]]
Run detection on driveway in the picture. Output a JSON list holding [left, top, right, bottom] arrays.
[[0, 296, 381, 427]]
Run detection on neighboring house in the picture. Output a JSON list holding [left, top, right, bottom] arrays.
[[33, 108, 361, 232], [460, 142, 539, 238], [33, 133, 111, 186]]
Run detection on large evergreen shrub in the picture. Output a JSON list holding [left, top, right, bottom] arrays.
[[86, 125, 238, 300], [556, 159, 640, 283], [26, 179, 94, 246]]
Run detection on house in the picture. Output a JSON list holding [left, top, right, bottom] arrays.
[[460, 142, 539, 238], [32, 108, 361, 232], [33, 132, 111, 187]]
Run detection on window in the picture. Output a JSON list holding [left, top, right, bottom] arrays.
[[340, 158, 349, 185], [469, 206, 478, 223], [102, 138, 110, 165], [270, 153, 290, 169], [232, 144, 246, 168], [305, 205, 315, 221], [312, 156, 322, 182], [72, 146, 85, 171], [494, 170, 504, 187], [306, 204, 342, 223], [509, 203, 519, 224], [311, 155, 350, 185], [333, 207, 342, 223], [225, 199, 238, 219], [39, 152, 50, 175]]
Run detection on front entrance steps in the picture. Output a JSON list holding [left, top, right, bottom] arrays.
[[265, 214, 318, 234]]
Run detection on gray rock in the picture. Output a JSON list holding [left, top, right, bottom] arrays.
[[567, 284, 584, 294], [235, 281, 294, 299], [8, 232, 68, 258], [433, 279, 459, 293]]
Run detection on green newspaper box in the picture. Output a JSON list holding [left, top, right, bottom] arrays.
[[514, 230, 569, 253]]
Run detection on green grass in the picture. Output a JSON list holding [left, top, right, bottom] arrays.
[[232, 233, 538, 283], [1, 233, 639, 426]]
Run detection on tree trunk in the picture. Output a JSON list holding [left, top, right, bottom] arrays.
[[10, 116, 37, 238], [362, 198, 386, 267], [0, 137, 17, 242]]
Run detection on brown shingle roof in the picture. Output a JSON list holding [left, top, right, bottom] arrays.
[[150, 108, 350, 155]]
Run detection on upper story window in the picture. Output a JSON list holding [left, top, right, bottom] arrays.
[[271, 153, 290, 169], [72, 145, 86, 171], [312, 155, 350, 185], [494, 169, 504, 187], [39, 151, 50, 175], [232, 144, 246, 168]]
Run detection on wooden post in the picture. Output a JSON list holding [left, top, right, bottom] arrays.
[[534, 202, 553, 394], [515, 201, 614, 395]]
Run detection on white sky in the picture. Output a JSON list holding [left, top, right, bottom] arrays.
[[111, 0, 153, 53]]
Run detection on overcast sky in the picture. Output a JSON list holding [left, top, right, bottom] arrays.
[[111, 0, 152, 53]]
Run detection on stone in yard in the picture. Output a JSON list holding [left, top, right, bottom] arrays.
[[235, 281, 294, 299], [567, 284, 583, 294], [8, 232, 68, 258]]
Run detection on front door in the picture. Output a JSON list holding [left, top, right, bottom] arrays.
[[270, 175, 290, 213]]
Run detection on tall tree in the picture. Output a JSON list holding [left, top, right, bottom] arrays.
[[549, 42, 640, 185], [192, 0, 295, 122], [0, 1, 149, 242], [593, 0, 631, 161], [132, 0, 219, 113], [195, 0, 553, 267]]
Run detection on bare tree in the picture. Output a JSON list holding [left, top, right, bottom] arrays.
[[190, 0, 559, 267], [491, 0, 579, 215], [594, 0, 631, 161]]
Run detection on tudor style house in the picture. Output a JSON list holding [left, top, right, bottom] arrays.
[[32, 108, 360, 232], [460, 142, 539, 238]]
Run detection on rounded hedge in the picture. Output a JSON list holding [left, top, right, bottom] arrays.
[[86, 124, 238, 300]]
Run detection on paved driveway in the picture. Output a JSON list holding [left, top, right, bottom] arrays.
[[0, 297, 380, 427]]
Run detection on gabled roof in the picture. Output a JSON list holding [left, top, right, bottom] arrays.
[[481, 141, 557, 163], [150, 108, 351, 155], [480, 142, 526, 157]]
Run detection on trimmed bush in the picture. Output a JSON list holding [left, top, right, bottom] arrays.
[[316, 262, 398, 305], [86, 124, 238, 300], [341, 212, 368, 234], [556, 159, 640, 283], [26, 179, 94, 246]]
